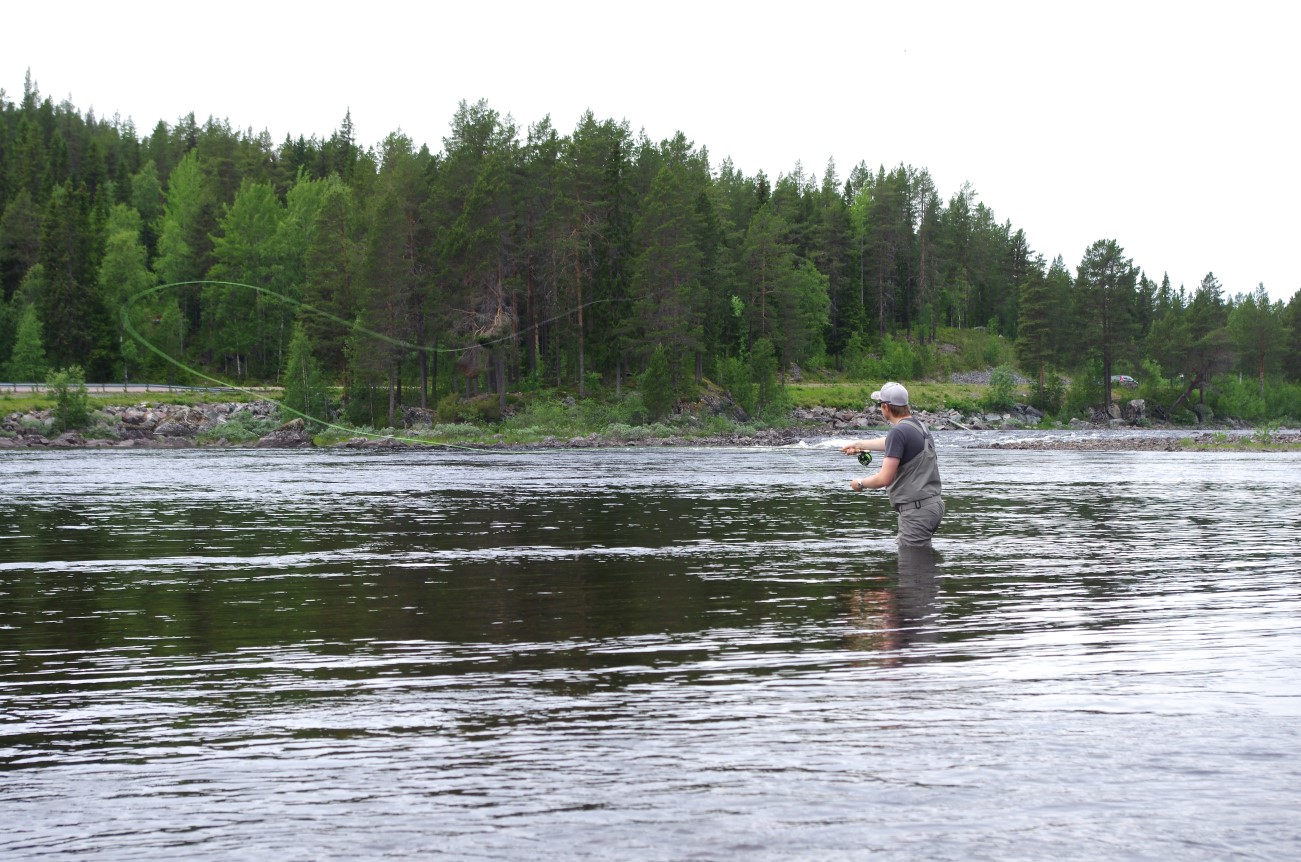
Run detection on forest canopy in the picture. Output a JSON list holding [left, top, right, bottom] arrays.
[[2, 71, 1299, 426]]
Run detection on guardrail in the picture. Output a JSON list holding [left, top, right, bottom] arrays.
[[2, 382, 279, 394]]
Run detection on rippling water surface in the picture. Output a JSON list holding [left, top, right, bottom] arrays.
[[3, 438, 1300, 860]]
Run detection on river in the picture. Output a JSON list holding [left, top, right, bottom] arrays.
[[2, 437, 1300, 860]]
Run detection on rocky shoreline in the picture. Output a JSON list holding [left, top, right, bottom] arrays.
[[2, 399, 1297, 452]]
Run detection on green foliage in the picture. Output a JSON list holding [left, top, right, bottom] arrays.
[[342, 325, 385, 427], [280, 324, 330, 430], [45, 365, 90, 431], [1210, 376, 1276, 422], [495, 391, 652, 440], [943, 394, 979, 415], [0, 301, 14, 369], [1063, 362, 1106, 417], [717, 355, 757, 416], [6, 304, 47, 381], [641, 345, 675, 420], [839, 334, 933, 383], [435, 392, 469, 424], [2, 84, 1299, 429], [981, 365, 1020, 411], [932, 327, 1008, 374], [434, 392, 521, 425], [883, 337, 926, 380], [751, 338, 789, 417], [1263, 379, 1301, 421], [1252, 421, 1281, 445], [1029, 370, 1066, 415], [197, 408, 280, 444], [983, 335, 1003, 367], [840, 331, 873, 380]]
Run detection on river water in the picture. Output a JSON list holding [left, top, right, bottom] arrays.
[[2, 437, 1300, 861]]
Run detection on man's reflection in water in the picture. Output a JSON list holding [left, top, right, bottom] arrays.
[[845, 544, 941, 659]]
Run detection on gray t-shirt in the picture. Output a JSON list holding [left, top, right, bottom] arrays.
[[884, 417, 942, 506], [883, 417, 929, 465]]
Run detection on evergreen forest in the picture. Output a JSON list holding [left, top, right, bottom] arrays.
[[3, 72, 1300, 428]]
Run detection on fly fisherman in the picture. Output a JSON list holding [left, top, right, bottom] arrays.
[[840, 381, 945, 546]]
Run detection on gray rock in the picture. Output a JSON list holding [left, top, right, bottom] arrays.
[[254, 418, 314, 448], [154, 420, 197, 437], [1123, 399, 1147, 422]]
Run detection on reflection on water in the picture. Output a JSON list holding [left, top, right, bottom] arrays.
[[844, 544, 940, 657], [2, 441, 1301, 860]]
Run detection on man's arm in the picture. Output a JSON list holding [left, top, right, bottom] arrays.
[[840, 436, 887, 454], [851, 456, 899, 491]]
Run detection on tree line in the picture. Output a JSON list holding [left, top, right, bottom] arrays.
[[3, 71, 1299, 426]]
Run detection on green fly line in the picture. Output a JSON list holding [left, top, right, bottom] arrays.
[[123, 281, 878, 476], [121, 280, 608, 452]]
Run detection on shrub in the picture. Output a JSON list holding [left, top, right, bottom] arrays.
[[981, 365, 1019, 412], [198, 408, 280, 443], [1253, 422, 1281, 445], [1063, 362, 1105, 417], [717, 355, 756, 416], [1029, 371, 1066, 416], [435, 392, 469, 424], [45, 366, 90, 431], [1264, 380, 1301, 422], [1209, 377, 1268, 422], [86, 410, 121, 440]]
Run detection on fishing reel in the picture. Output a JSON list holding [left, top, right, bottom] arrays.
[[857, 450, 873, 467]]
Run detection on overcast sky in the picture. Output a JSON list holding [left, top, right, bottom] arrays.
[[8, 1, 1297, 303]]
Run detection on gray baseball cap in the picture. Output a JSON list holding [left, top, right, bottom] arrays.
[[871, 381, 909, 406]]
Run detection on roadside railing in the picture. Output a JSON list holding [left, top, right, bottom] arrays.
[[2, 382, 278, 395]]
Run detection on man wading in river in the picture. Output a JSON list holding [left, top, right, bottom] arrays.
[[841, 381, 945, 546]]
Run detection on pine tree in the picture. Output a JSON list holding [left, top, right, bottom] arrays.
[[1075, 239, 1138, 405]]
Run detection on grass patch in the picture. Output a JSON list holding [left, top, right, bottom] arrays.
[[787, 380, 991, 413]]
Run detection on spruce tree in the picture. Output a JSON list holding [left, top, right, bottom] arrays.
[[1227, 284, 1286, 395], [1284, 289, 1301, 383], [641, 345, 674, 421], [6, 303, 47, 380], [1015, 258, 1052, 390]]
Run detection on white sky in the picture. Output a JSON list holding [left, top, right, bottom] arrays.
[[9, 0, 1298, 304]]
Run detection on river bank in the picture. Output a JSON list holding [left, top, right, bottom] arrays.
[[3, 399, 1298, 452]]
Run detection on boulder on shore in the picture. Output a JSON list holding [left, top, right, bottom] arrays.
[[254, 418, 314, 448]]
